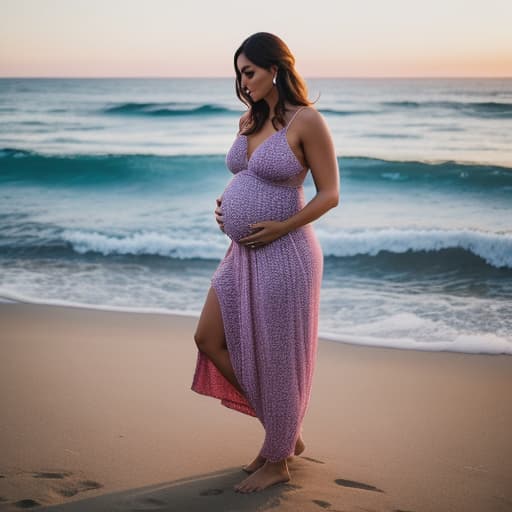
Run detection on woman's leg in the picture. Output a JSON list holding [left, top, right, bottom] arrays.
[[243, 430, 306, 474], [194, 286, 245, 396]]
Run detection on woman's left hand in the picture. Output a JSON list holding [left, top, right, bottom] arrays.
[[238, 220, 288, 249]]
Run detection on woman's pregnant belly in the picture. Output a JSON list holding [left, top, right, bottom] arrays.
[[220, 172, 302, 243]]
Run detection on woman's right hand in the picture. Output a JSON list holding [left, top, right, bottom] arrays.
[[215, 197, 224, 232]]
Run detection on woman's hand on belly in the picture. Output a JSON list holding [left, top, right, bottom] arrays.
[[238, 220, 287, 249], [214, 197, 224, 232]]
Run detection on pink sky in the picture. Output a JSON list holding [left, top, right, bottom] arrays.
[[1, 0, 511, 77]]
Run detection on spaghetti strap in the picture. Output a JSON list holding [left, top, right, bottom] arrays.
[[285, 106, 308, 132]]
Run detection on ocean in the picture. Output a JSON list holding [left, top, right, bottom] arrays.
[[1, 77, 511, 354]]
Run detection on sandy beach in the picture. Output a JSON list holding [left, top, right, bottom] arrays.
[[0, 301, 511, 511]]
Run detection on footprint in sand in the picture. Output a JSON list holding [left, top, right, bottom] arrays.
[[13, 498, 42, 508], [2, 470, 103, 508], [32, 471, 71, 479], [312, 498, 332, 508], [140, 497, 168, 506], [334, 478, 384, 493], [300, 456, 326, 465], [57, 479, 103, 497], [31, 472, 102, 497], [199, 488, 224, 496], [311, 498, 346, 512]]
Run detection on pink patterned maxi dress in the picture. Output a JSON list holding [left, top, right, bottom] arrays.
[[191, 107, 323, 462]]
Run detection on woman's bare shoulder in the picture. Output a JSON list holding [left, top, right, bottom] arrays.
[[295, 106, 330, 137], [296, 105, 323, 125]]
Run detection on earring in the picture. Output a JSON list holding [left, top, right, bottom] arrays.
[[272, 74, 277, 86]]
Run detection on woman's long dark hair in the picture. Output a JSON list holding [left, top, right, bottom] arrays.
[[234, 32, 314, 135]]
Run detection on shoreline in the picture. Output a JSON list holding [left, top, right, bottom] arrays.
[[1, 301, 511, 511], [1, 295, 509, 356]]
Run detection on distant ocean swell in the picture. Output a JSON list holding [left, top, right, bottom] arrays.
[[341, 157, 512, 188], [382, 100, 512, 118], [101, 102, 381, 117], [2, 226, 511, 271], [99, 101, 512, 119], [103, 102, 235, 116], [0, 149, 227, 186], [2, 148, 511, 189]]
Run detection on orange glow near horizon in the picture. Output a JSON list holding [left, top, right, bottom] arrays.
[[0, 0, 511, 78]]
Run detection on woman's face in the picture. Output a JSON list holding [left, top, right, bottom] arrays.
[[236, 53, 276, 103]]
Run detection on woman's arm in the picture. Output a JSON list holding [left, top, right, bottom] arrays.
[[239, 108, 339, 246], [282, 108, 339, 231]]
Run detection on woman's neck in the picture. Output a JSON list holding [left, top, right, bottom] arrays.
[[262, 87, 280, 117]]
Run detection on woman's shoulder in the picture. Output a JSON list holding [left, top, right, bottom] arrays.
[[290, 105, 326, 135], [292, 105, 322, 124]]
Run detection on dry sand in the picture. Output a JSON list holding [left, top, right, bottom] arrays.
[[0, 302, 511, 511]]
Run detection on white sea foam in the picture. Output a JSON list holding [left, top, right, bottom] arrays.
[[61, 227, 512, 268], [1, 290, 509, 355], [320, 312, 512, 355], [0, 290, 201, 317], [62, 229, 228, 259], [317, 227, 512, 268], [320, 330, 512, 355]]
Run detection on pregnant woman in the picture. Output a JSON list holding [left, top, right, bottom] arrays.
[[191, 32, 339, 493]]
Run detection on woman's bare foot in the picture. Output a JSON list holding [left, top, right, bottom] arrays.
[[242, 434, 306, 473], [235, 459, 290, 493], [242, 453, 266, 474]]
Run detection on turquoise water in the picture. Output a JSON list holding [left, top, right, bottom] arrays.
[[1, 78, 511, 354]]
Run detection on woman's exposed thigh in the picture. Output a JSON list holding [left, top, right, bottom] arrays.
[[194, 286, 227, 351]]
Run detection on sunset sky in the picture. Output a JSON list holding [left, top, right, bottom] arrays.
[[1, 0, 511, 77]]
